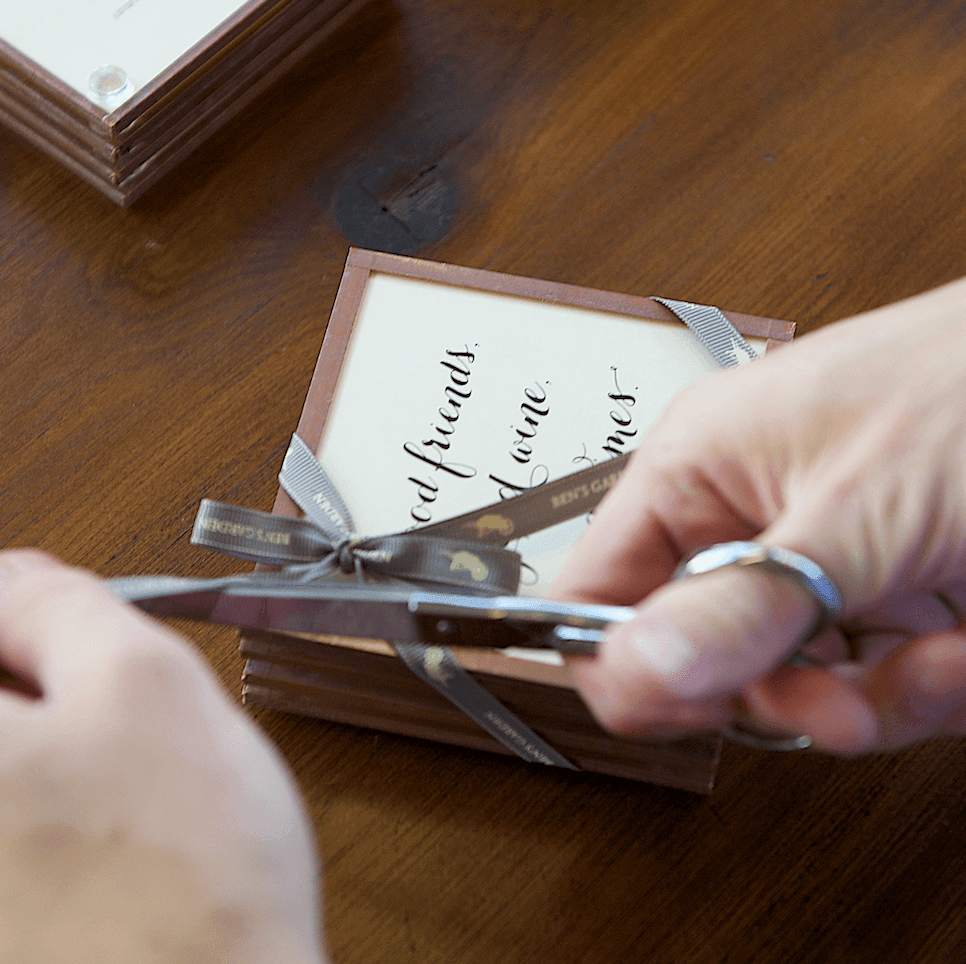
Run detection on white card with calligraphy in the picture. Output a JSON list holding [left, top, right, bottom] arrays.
[[316, 271, 768, 599]]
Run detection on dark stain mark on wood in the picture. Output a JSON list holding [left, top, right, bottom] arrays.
[[334, 158, 457, 254], [314, 59, 483, 255]]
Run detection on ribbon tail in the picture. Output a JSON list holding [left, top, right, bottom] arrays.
[[394, 642, 579, 769], [191, 499, 336, 566], [280, 433, 357, 539], [653, 297, 758, 368]]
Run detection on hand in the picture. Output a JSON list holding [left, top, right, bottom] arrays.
[[553, 278, 966, 754], [0, 550, 326, 964]]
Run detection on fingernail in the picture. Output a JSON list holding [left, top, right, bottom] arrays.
[[907, 640, 966, 723], [614, 621, 706, 698], [804, 694, 879, 753]]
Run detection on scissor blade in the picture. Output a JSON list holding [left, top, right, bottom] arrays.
[[116, 578, 425, 641], [214, 582, 422, 640], [112, 577, 635, 651]]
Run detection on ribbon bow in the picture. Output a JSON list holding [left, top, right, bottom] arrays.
[[191, 435, 522, 594]]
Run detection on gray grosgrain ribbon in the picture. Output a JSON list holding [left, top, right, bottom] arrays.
[[653, 297, 758, 368], [394, 643, 578, 768], [192, 434, 579, 768], [192, 435, 522, 594]]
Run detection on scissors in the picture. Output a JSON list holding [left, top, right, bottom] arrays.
[[111, 556, 823, 753], [110, 575, 636, 655]]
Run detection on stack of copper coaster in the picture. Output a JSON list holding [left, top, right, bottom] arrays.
[[0, 0, 368, 204], [231, 250, 796, 793]]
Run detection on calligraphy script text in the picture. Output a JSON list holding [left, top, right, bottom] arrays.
[[404, 346, 478, 523]]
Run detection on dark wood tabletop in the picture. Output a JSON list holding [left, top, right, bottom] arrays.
[[3, 1, 966, 961]]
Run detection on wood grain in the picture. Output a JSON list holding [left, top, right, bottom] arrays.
[[2, 0, 966, 961]]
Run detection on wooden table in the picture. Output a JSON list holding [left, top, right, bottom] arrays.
[[3, 1, 966, 960]]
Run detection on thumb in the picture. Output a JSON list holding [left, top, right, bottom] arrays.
[[570, 554, 830, 735]]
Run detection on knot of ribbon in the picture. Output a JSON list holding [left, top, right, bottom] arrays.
[[335, 539, 359, 575], [191, 434, 522, 595]]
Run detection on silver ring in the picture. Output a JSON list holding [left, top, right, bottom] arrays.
[[673, 541, 844, 752]]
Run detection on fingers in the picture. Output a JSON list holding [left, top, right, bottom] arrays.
[[0, 549, 192, 710], [747, 625, 966, 753], [552, 436, 762, 606], [551, 453, 675, 605], [742, 667, 879, 754], [554, 280, 966, 753], [569, 562, 825, 735], [572, 572, 966, 753], [855, 628, 966, 748], [0, 550, 70, 699]]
